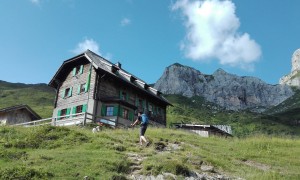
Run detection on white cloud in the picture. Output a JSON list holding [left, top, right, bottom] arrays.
[[71, 38, 113, 60], [121, 18, 131, 26], [172, 0, 261, 69], [72, 38, 101, 55]]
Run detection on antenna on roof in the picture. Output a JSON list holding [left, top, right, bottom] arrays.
[[115, 62, 122, 69]]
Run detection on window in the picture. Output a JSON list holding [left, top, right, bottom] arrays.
[[76, 105, 83, 113], [129, 95, 135, 102], [57, 108, 73, 120], [138, 99, 143, 110], [148, 104, 153, 112], [72, 65, 84, 76], [120, 91, 127, 101], [122, 108, 129, 119], [61, 109, 67, 116], [122, 92, 127, 100], [156, 107, 161, 115], [72, 104, 87, 116], [106, 106, 114, 116], [60, 108, 68, 119], [102, 105, 118, 116], [78, 83, 86, 94], [64, 87, 72, 98]]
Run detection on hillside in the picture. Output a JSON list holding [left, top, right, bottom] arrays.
[[266, 89, 300, 115], [1, 79, 300, 137], [0, 80, 55, 118], [166, 94, 300, 137], [0, 125, 299, 179]]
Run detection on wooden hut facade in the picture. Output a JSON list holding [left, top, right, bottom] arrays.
[[48, 50, 171, 127]]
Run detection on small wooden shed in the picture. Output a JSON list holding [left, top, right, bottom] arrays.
[[0, 105, 41, 125], [172, 123, 232, 137]]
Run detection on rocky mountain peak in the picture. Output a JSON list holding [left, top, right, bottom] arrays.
[[155, 64, 294, 112], [168, 63, 185, 68], [279, 49, 300, 86], [213, 68, 227, 75], [291, 49, 300, 72]]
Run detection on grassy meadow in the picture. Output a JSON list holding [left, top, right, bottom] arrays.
[[0, 125, 299, 179]]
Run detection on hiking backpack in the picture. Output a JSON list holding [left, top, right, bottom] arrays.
[[141, 114, 149, 125]]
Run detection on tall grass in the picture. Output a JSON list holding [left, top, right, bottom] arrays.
[[1, 125, 299, 179]]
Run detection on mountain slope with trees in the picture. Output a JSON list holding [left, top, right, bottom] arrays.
[[166, 94, 300, 137]]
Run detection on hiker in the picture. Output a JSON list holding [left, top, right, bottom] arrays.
[[131, 111, 149, 146]]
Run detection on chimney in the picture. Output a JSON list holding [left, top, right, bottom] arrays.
[[115, 62, 122, 69]]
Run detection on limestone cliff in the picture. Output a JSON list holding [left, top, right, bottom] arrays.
[[279, 49, 300, 86], [155, 63, 294, 112]]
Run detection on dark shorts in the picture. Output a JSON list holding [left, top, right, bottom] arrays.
[[140, 124, 148, 136]]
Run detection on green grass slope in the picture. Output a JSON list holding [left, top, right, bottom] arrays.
[[0, 80, 55, 118], [265, 89, 300, 125], [166, 95, 300, 137], [0, 126, 299, 179]]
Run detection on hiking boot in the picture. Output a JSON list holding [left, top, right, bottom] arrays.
[[145, 141, 151, 147]]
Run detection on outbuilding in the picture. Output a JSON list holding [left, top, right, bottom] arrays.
[[172, 123, 232, 137], [0, 104, 41, 125]]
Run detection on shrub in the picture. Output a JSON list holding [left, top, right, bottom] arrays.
[[0, 150, 28, 161], [0, 166, 53, 180]]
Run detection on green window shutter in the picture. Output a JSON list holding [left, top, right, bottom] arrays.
[[82, 104, 87, 113], [80, 65, 84, 74], [119, 107, 123, 117], [126, 93, 129, 101], [119, 90, 123, 99], [84, 83, 88, 92], [135, 98, 139, 106], [113, 105, 118, 116], [61, 89, 65, 98], [66, 108, 71, 118], [72, 106, 77, 116], [66, 108, 71, 115], [68, 87, 73, 97], [57, 110, 61, 120], [86, 70, 91, 91], [101, 105, 106, 116], [72, 67, 76, 76], [77, 85, 81, 94], [129, 111, 134, 121]]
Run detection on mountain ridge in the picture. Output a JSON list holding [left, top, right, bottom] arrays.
[[154, 63, 294, 112]]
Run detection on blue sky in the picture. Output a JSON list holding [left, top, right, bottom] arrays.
[[0, 0, 299, 85]]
